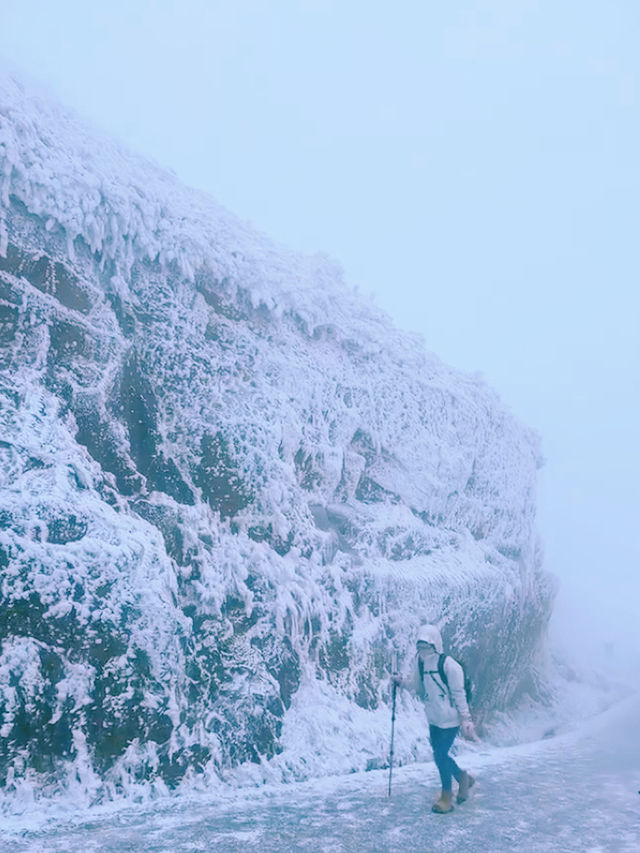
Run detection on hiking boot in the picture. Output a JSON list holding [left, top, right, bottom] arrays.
[[431, 791, 454, 814], [456, 772, 475, 803]]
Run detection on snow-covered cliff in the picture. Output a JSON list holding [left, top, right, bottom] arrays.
[[0, 71, 553, 807]]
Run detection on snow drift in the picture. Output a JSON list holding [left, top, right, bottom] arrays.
[[0, 70, 553, 807]]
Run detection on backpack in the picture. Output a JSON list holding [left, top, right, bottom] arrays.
[[418, 654, 472, 708]]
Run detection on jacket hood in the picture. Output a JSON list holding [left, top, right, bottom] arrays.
[[416, 624, 443, 653]]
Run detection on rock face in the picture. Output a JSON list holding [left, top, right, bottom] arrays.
[[0, 72, 553, 803]]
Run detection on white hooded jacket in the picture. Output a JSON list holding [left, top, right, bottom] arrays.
[[407, 625, 471, 729]]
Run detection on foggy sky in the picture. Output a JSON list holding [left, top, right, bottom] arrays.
[[1, 0, 638, 656]]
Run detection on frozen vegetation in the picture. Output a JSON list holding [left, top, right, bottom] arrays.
[[0, 69, 555, 812]]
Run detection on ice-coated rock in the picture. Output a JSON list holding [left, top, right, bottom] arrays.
[[0, 69, 553, 805]]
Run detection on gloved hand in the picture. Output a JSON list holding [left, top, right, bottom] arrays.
[[391, 674, 403, 687], [461, 719, 479, 741]]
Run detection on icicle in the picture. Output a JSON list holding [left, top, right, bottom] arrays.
[[0, 215, 7, 257], [65, 228, 76, 262], [0, 160, 11, 207]]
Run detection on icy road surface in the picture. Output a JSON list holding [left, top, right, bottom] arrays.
[[4, 695, 639, 853]]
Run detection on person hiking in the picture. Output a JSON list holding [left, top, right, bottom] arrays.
[[392, 623, 478, 814]]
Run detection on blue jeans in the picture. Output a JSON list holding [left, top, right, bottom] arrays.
[[429, 724, 463, 792]]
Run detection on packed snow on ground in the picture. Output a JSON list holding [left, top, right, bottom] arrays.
[[2, 691, 638, 852]]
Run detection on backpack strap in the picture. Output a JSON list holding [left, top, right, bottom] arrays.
[[438, 654, 472, 708], [419, 654, 452, 701], [416, 656, 424, 699], [437, 654, 449, 688], [420, 654, 449, 685]]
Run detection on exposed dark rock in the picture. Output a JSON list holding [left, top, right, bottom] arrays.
[[195, 431, 253, 517], [47, 514, 88, 544], [0, 243, 91, 313]]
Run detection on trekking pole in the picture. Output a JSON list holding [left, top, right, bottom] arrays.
[[388, 652, 398, 797]]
